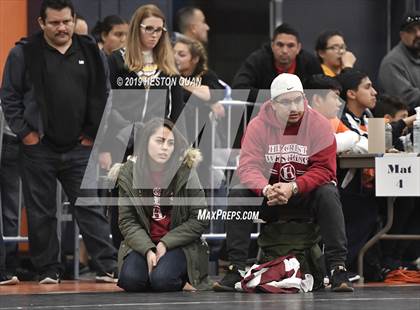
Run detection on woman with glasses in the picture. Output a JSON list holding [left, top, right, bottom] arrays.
[[101, 4, 185, 170], [105, 4, 184, 131], [315, 30, 356, 77]]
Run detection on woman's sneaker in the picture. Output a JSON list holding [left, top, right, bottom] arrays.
[[213, 265, 242, 292], [0, 273, 19, 285], [330, 266, 354, 292]]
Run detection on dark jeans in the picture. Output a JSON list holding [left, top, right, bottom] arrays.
[[20, 141, 117, 274], [118, 248, 187, 292], [0, 216, 5, 273], [226, 183, 348, 270], [0, 137, 20, 270]]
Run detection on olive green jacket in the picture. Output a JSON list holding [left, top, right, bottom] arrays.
[[116, 150, 211, 289]]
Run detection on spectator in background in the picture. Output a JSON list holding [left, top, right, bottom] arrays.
[[315, 30, 357, 77], [90, 15, 128, 249], [0, 0, 117, 284], [173, 33, 230, 245], [375, 95, 410, 122], [378, 11, 420, 111], [338, 69, 377, 135], [232, 23, 323, 104], [306, 74, 367, 154], [336, 69, 380, 276], [231, 23, 322, 150], [374, 95, 415, 151], [174, 36, 225, 118], [91, 15, 128, 56], [74, 14, 88, 35], [175, 7, 210, 44], [173, 35, 226, 212], [101, 4, 184, 169]]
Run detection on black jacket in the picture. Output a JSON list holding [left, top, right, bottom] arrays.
[[101, 49, 185, 155], [107, 49, 184, 123], [0, 32, 109, 149], [232, 43, 322, 102]]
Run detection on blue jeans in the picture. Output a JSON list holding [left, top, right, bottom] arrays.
[[118, 248, 187, 292]]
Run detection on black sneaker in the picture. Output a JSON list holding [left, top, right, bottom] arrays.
[[213, 265, 242, 292], [330, 266, 354, 292], [96, 268, 118, 283], [39, 270, 60, 284], [0, 272, 19, 285]]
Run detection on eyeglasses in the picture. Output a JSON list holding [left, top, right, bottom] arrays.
[[273, 95, 304, 107], [325, 44, 347, 52], [140, 24, 167, 35]]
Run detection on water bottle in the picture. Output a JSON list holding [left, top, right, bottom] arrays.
[[385, 122, 393, 151], [413, 107, 420, 154]]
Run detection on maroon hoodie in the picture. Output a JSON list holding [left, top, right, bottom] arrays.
[[237, 100, 337, 196]]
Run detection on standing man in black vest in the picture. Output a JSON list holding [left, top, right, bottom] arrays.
[[0, 0, 117, 284]]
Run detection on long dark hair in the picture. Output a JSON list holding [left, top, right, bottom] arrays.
[[132, 118, 188, 197]]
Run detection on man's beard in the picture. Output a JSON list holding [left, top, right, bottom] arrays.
[[410, 38, 420, 54], [405, 38, 420, 57]]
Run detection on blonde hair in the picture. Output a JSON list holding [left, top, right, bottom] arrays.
[[175, 36, 208, 78], [125, 4, 178, 75]]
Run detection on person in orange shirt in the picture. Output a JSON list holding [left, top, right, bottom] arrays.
[[306, 75, 367, 154]]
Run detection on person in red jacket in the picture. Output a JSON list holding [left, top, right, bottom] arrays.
[[213, 73, 353, 293]]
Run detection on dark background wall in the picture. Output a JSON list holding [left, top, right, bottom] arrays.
[[28, 0, 173, 34], [27, 0, 420, 86], [282, 0, 387, 85]]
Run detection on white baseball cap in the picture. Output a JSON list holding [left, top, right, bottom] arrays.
[[270, 73, 304, 100]]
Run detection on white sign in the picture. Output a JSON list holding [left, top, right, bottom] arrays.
[[375, 155, 420, 196]]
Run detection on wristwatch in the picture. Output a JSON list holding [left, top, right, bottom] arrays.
[[291, 182, 299, 196]]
